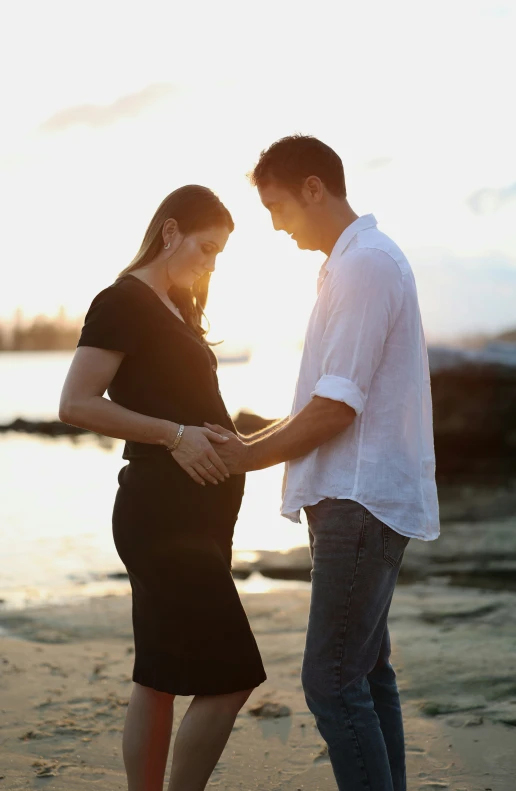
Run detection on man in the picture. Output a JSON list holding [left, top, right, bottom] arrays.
[[207, 134, 439, 791]]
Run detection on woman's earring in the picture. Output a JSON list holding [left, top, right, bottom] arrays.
[[164, 242, 171, 250]]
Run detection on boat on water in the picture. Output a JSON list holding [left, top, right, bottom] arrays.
[[215, 349, 252, 365]]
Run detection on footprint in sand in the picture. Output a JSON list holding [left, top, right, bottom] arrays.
[[19, 729, 52, 741], [36, 697, 55, 709], [89, 663, 109, 681], [31, 760, 59, 777], [40, 662, 68, 678], [313, 745, 330, 764], [248, 701, 292, 718]]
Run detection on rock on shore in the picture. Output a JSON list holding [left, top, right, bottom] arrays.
[[2, 356, 515, 486]]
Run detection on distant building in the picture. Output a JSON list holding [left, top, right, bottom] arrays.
[[0, 307, 82, 351]]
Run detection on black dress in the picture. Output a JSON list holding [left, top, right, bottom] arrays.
[[77, 274, 266, 695]]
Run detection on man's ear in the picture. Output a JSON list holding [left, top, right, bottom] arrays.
[[303, 176, 324, 203]]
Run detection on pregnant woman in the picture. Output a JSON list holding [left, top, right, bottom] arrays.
[[59, 185, 266, 791]]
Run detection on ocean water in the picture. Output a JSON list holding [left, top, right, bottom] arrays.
[[0, 350, 310, 609]]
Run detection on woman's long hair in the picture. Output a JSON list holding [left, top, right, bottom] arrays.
[[119, 185, 234, 339]]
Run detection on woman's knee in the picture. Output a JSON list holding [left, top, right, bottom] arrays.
[[133, 681, 175, 706], [227, 687, 254, 710], [203, 686, 254, 714]]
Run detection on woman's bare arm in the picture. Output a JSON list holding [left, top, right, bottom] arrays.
[[59, 346, 230, 485], [60, 347, 172, 444]]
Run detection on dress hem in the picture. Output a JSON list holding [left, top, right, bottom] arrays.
[[132, 669, 267, 697]]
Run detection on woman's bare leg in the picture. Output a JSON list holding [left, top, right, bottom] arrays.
[[123, 681, 175, 791], [167, 688, 253, 791]]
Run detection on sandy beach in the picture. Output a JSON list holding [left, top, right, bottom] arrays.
[[1, 580, 515, 790]]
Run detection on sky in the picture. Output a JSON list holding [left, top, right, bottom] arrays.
[[1, 0, 515, 348]]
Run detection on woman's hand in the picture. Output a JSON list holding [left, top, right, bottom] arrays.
[[169, 426, 230, 485]]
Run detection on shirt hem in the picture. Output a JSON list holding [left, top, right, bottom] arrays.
[[281, 494, 440, 541]]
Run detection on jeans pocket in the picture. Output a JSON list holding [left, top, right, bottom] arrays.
[[382, 524, 410, 567]]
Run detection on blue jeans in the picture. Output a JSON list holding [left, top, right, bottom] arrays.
[[302, 499, 410, 791]]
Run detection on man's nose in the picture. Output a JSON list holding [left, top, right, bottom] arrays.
[[205, 258, 216, 273], [272, 216, 284, 232]]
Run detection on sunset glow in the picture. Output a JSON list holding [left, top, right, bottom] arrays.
[[1, 0, 515, 349]]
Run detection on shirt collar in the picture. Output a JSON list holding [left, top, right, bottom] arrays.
[[325, 213, 378, 274]]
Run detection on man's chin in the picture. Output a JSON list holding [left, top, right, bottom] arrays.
[[297, 238, 319, 252]]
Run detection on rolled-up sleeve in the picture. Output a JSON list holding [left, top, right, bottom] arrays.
[[311, 248, 403, 415]]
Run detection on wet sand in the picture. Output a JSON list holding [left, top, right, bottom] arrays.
[[1, 584, 515, 789]]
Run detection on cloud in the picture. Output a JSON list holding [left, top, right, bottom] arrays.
[[467, 182, 516, 214], [39, 83, 180, 133], [363, 156, 393, 170], [479, 1, 515, 18]]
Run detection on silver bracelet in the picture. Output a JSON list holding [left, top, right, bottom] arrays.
[[168, 424, 185, 453]]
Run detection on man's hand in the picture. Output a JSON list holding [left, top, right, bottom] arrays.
[[204, 422, 249, 473], [205, 397, 355, 474], [170, 425, 230, 485]]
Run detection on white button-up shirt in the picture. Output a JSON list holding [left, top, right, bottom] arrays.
[[282, 214, 440, 541]]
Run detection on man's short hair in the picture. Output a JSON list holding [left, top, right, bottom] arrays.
[[249, 134, 346, 198]]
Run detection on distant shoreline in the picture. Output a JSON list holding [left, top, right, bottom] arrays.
[[2, 354, 516, 489], [0, 410, 276, 440]]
